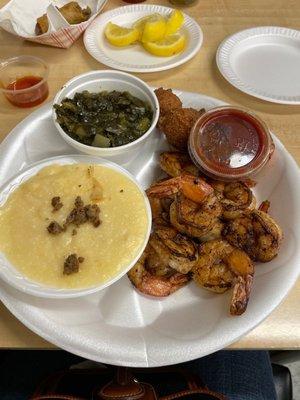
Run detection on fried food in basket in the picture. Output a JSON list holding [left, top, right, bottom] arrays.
[[35, 1, 92, 35], [36, 15, 49, 36]]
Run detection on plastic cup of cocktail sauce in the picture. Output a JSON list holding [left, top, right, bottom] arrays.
[[188, 106, 274, 181]]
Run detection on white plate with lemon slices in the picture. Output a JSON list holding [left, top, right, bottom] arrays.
[[84, 4, 203, 73]]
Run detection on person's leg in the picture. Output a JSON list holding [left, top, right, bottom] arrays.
[[0, 349, 277, 400], [184, 350, 277, 400]]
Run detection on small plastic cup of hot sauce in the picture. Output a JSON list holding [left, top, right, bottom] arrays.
[[0, 56, 49, 108], [188, 106, 274, 181]]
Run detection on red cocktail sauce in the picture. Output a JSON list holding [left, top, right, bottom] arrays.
[[188, 107, 273, 181], [5, 76, 49, 108]]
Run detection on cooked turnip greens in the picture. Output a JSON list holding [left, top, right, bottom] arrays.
[[54, 90, 153, 147]]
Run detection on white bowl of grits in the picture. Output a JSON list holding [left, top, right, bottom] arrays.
[[52, 70, 159, 164], [0, 155, 151, 298]]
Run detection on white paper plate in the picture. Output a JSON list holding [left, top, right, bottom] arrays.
[[216, 26, 300, 104], [1, 91, 300, 367], [84, 4, 203, 73]]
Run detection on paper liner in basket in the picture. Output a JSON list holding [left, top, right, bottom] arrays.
[[0, 0, 107, 48]]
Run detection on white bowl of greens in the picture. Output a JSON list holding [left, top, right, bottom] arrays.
[[53, 70, 159, 163]]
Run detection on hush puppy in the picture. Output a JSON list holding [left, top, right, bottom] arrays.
[[159, 108, 205, 150], [155, 88, 182, 117]]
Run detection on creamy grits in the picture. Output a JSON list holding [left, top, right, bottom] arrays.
[[0, 164, 149, 289]]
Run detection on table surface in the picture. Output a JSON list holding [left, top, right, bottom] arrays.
[[0, 0, 300, 351]]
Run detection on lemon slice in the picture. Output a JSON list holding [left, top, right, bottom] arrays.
[[143, 33, 186, 57], [104, 22, 139, 47], [165, 9, 184, 35], [132, 13, 161, 39], [141, 14, 167, 43]]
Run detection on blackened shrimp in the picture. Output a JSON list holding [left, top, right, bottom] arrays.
[[211, 180, 256, 220], [149, 225, 198, 274], [223, 209, 282, 262], [160, 151, 199, 177], [128, 248, 190, 297], [192, 240, 254, 315]]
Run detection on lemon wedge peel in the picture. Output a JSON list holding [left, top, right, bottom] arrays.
[[165, 9, 184, 36], [143, 33, 186, 57], [104, 22, 139, 47]]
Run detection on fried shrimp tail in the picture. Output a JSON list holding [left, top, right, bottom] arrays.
[[224, 249, 254, 316], [230, 275, 253, 316], [258, 200, 271, 213]]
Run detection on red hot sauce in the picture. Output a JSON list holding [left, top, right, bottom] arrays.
[[5, 75, 49, 108]]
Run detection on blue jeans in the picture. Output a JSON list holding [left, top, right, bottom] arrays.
[[183, 350, 277, 399], [0, 350, 277, 399]]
